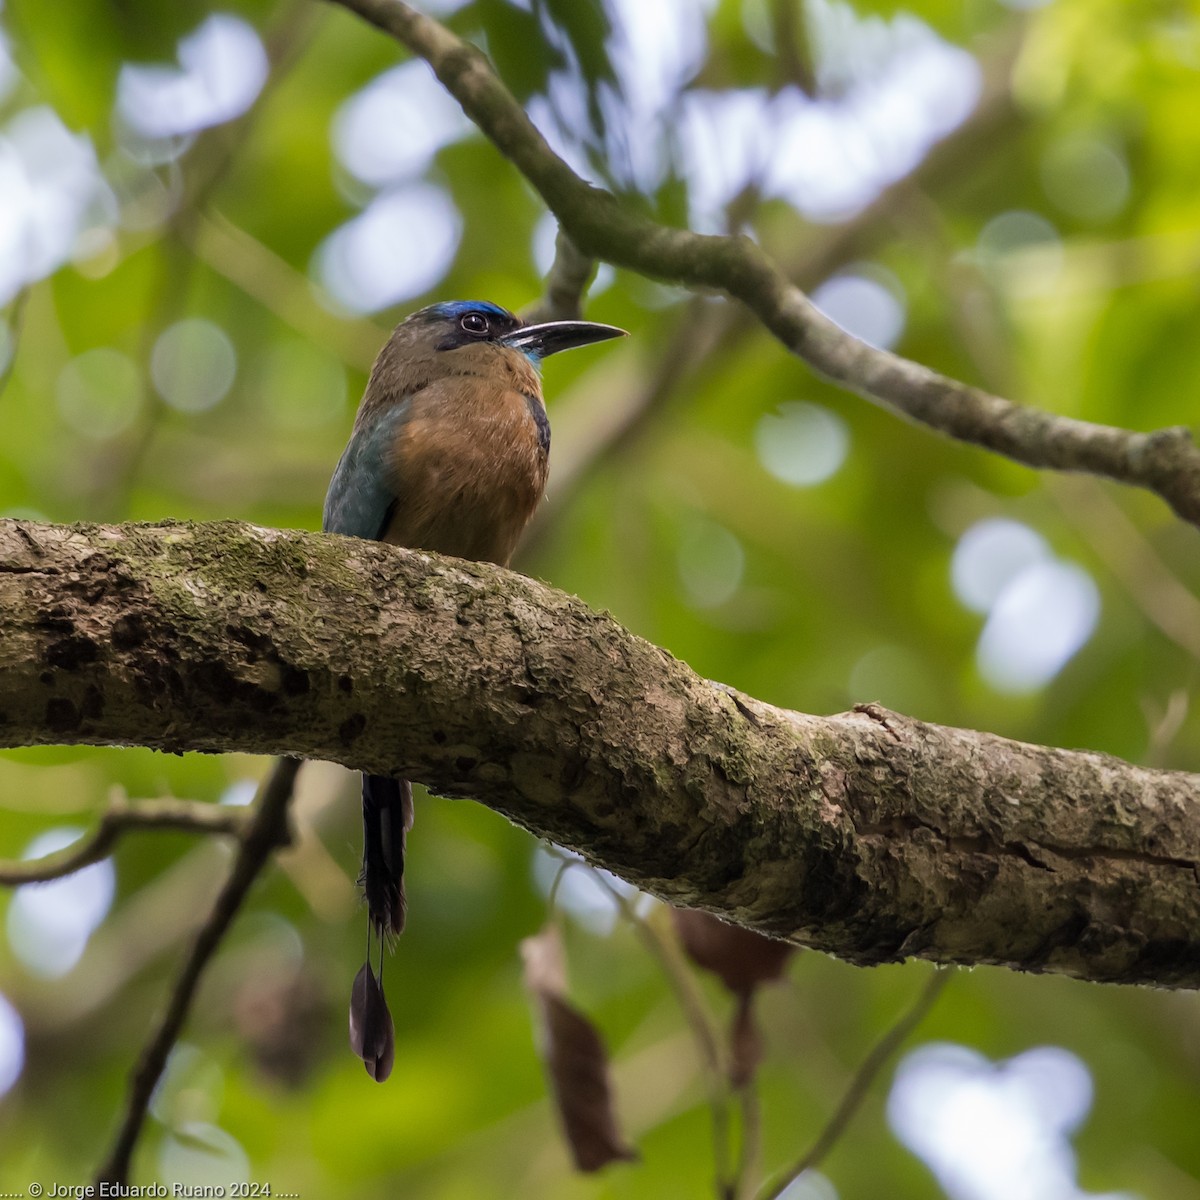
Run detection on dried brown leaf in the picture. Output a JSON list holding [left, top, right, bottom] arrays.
[[672, 907, 796, 1087], [521, 925, 637, 1173], [671, 906, 795, 997]]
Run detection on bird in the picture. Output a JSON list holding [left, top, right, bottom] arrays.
[[323, 298, 625, 1079]]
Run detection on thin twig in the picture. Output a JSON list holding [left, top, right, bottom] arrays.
[[734, 1081, 763, 1200], [523, 229, 597, 325], [545, 855, 577, 913], [0, 796, 249, 885], [543, 853, 726, 1076], [326, 0, 1200, 529], [95, 756, 300, 1184], [588, 871, 736, 1199], [597, 880, 726, 1080], [1061, 471, 1200, 660], [756, 968, 952, 1200]]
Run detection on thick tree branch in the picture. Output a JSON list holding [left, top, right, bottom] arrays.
[[3, 518, 1200, 988], [323, 0, 1200, 528]]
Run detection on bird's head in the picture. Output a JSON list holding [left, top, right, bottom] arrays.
[[409, 299, 626, 364]]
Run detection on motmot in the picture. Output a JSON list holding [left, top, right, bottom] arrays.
[[323, 299, 625, 1078]]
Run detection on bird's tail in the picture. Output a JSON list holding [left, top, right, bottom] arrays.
[[360, 773, 414, 935]]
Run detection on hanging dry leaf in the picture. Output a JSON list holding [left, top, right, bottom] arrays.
[[671, 907, 795, 996], [671, 907, 796, 1086], [349, 962, 395, 1083], [521, 925, 637, 1173]]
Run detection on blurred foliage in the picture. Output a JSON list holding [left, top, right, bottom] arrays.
[[1, 0, 1200, 1196]]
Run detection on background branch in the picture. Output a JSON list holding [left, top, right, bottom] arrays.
[[0, 795, 248, 885], [325, 0, 1200, 528], [599, 876, 736, 1197], [523, 228, 597, 325], [522, 56, 1027, 560], [95, 755, 299, 1185], [756, 968, 952, 1200]]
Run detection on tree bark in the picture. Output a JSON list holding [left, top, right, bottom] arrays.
[[2, 518, 1198, 987]]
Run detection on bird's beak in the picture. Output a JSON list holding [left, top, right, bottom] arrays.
[[499, 320, 627, 360]]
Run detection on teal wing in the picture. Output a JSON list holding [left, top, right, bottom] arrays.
[[322, 404, 410, 540]]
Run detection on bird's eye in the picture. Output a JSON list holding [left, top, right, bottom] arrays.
[[460, 312, 489, 335]]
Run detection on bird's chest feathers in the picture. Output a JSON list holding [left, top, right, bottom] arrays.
[[383, 369, 549, 564]]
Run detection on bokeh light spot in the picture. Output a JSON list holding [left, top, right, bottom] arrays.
[[0, 106, 113, 305], [117, 14, 268, 140], [976, 561, 1100, 694], [0, 992, 25, 1098], [532, 846, 638, 936], [678, 519, 745, 609], [1041, 135, 1129, 224], [157, 1122, 249, 1188], [7, 828, 116, 978], [978, 210, 1061, 258], [599, 0, 715, 192], [315, 184, 462, 314], [951, 518, 1050, 615], [812, 269, 906, 349], [976, 210, 1063, 295], [531, 211, 614, 294], [151, 318, 237, 413], [72, 225, 121, 278], [776, 1172, 839, 1200], [755, 402, 849, 487], [676, 87, 772, 232], [765, 2, 981, 221], [113, 166, 178, 232], [888, 1042, 1119, 1200], [333, 60, 469, 187], [219, 780, 258, 808], [56, 347, 144, 439], [152, 1043, 225, 1128]]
